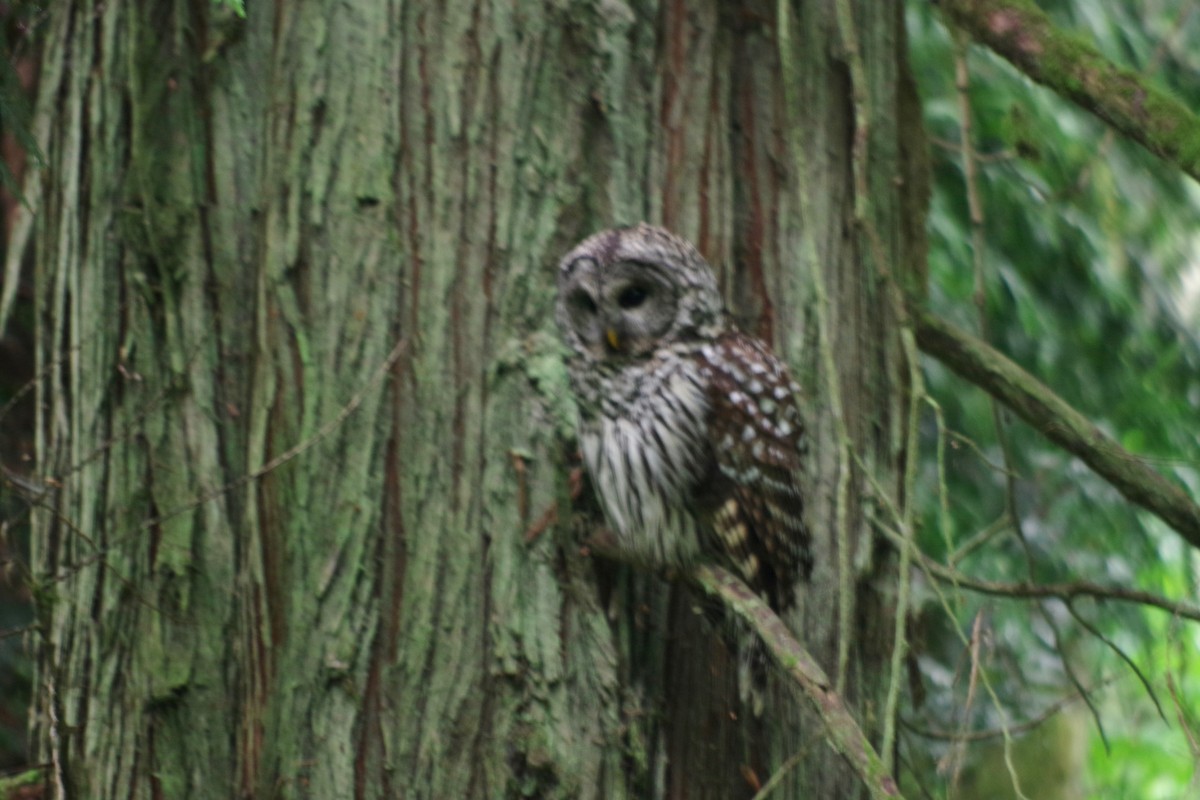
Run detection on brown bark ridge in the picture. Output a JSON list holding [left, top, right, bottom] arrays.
[[27, 1, 921, 797]]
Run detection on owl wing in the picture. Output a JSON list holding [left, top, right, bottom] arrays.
[[695, 331, 811, 612]]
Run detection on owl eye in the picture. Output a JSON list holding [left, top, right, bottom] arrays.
[[571, 290, 598, 315], [617, 285, 648, 310]]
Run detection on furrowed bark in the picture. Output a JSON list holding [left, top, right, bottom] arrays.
[[28, 1, 920, 797]]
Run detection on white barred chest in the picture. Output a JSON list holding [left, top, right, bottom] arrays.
[[576, 354, 712, 568]]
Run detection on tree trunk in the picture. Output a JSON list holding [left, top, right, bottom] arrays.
[[29, 1, 923, 798]]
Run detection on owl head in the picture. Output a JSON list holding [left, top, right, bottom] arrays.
[[555, 223, 725, 362]]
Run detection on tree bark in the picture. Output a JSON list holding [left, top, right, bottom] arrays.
[[28, 1, 923, 797]]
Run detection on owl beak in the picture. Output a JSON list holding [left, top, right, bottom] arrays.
[[605, 328, 621, 351]]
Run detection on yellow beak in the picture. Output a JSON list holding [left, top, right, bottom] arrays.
[[605, 328, 620, 350]]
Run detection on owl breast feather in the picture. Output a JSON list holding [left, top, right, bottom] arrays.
[[579, 356, 711, 568]]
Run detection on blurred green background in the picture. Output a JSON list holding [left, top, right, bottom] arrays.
[[905, 0, 1200, 796]]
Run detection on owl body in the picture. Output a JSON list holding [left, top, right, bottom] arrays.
[[556, 224, 811, 612], [574, 341, 711, 569]]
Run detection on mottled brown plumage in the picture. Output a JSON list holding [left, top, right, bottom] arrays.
[[696, 331, 810, 611]]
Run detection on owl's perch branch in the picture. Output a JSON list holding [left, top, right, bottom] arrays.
[[691, 564, 904, 800], [936, 0, 1200, 183], [915, 311, 1200, 549]]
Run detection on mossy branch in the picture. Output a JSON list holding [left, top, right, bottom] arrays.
[[937, 0, 1200, 182], [691, 565, 903, 800], [915, 311, 1200, 549]]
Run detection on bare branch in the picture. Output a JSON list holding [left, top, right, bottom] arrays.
[[937, 0, 1200, 182], [878, 522, 1200, 623], [691, 564, 904, 800], [915, 311, 1200, 549]]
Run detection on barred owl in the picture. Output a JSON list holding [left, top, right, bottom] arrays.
[[555, 223, 811, 613]]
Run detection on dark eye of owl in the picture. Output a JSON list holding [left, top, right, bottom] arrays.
[[617, 285, 648, 310]]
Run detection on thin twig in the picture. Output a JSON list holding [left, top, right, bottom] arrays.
[[523, 467, 583, 543], [47, 675, 64, 800], [1066, 599, 1164, 722], [1166, 672, 1200, 764], [877, 523, 1200, 622], [949, 515, 1011, 565], [929, 136, 1013, 163], [750, 737, 817, 800], [944, 611, 986, 794], [0, 623, 34, 641], [1037, 600, 1109, 751]]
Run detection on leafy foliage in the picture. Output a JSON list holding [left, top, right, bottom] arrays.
[[906, 0, 1200, 795]]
